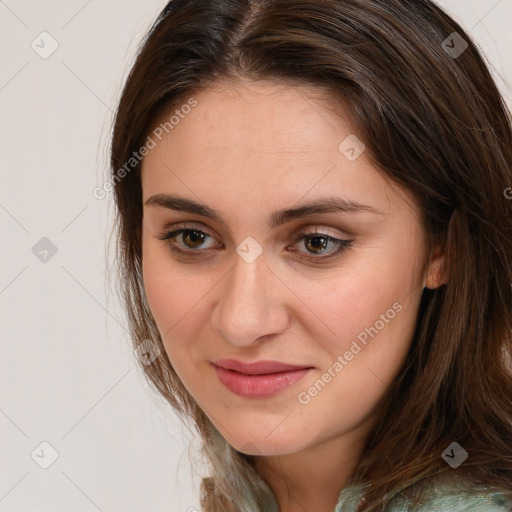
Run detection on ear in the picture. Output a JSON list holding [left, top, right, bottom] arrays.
[[424, 244, 447, 289]]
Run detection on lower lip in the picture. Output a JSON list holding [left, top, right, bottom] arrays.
[[213, 365, 312, 398]]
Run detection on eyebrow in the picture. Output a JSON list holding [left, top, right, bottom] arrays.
[[144, 193, 384, 228]]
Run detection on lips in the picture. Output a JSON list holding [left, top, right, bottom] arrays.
[[211, 359, 313, 398], [212, 359, 312, 374]]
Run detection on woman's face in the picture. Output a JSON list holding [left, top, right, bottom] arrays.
[[141, 79, 439, 456]]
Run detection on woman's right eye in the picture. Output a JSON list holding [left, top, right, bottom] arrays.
[[157, 227, 220, 255]]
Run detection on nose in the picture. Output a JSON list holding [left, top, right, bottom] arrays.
[[210, 251, 290, 347]]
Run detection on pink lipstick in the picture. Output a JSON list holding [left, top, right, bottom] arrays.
[[211, 359, 313, 398]]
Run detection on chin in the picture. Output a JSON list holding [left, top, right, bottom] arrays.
[[225, 430, 307, 457]]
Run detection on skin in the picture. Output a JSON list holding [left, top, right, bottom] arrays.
[[141, 78, 445, 512]]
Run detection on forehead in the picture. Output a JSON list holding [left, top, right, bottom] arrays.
[[143, 78, 354, 161], [140, 79, 413, 222]]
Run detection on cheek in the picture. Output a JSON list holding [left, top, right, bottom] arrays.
[[142, 241, 172, 330], [309, 247, 422, 380], [293, 269, 421, 439], [141, 245, 199, 388], [141, 238, 216, 363], [141, 238, 196, 341]]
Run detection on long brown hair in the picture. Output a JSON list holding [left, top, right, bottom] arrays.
[[109, 0, 512, 510]]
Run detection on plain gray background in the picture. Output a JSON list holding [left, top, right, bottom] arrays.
[[1, 1, 511, 511]]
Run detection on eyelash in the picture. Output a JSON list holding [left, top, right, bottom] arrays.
[[156, 223, 353, 261]]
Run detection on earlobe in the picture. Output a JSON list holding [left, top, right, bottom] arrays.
[[424, 245, 447, 289]]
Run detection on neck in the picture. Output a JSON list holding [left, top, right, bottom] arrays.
[[252, 422, 372, 512]]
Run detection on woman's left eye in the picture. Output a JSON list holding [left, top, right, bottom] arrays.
[[291, 230, 353, 259], [157, 227, 220, 253], [156, 225, 353, 260]]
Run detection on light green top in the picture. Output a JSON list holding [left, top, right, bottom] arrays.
[[335, 475, 512, 511]]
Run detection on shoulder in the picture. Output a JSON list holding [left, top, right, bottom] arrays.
[[390, 486, 512, 512], [336, 475, 512, 512]]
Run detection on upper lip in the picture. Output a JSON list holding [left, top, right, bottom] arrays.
[[211, 359, 313, 375]]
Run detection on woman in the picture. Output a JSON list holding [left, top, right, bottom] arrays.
[[109, 0, 512, 510]]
